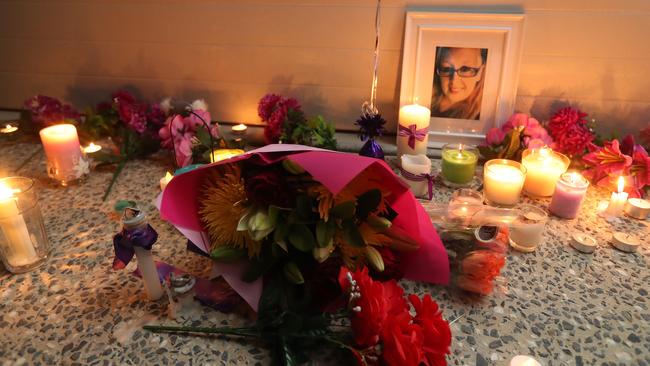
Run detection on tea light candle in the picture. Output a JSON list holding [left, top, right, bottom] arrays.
[[510, 355, 541, 366], [605, 176, 628, 216], [209, 148, 245, 163], [160, 172, 173, 191], [397, 103, 430, 157], [83, 142, 102, 154], [624, 198, 650, 220], [39, 124, 86, 184], [483, 159, 526, 207], [0, 182, 39, 267], [570, 232, 597, 253], [549, 172, 589, 219], [611, 232, 640, 253], [521, 147, 569, 197], [400, 154, 432, 198], [441, 143, 478, 187], [0, 124, 18, 134], [231, 123, 247, 136]]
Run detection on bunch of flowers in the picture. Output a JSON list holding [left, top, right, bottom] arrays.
[[151, 147, 453, 365], [258, 93, 337, 149], [158, 99, 221, 168], [641, 126, 650, 150], [24, 94, 80, 129], [546, 106, 595, 157], [583, 135, 650, 197], [479, 113, 552, 160], [440, 225, 507, 296]]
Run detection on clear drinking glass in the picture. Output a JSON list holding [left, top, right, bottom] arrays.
[[0, 177, 49, 273], [508, 205, 548, 253]]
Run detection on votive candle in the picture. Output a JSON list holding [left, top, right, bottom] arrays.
[[0, 182, 39, 268], [605, 176, 628, 216], [209, 149, 245, 163], [483, 159, 526, 207], [39, 124, 86, 184], [397, 103, 430, 157], [549, 172, 589, 219], [521, 147, 569, 197], [441, 143, 478, 187]]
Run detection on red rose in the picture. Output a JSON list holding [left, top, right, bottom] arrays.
[[381, 312, 424, 366], [409, 294, 451, 366]]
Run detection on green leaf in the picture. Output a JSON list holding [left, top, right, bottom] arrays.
[[294, 195, 313, 220], [330, 201, 356, 220], [268, 206, 280, 226], [500, 129, 521, 160], [283, 262, 305, 285], [113, 200, 137, 213], [288, 224, 315, 252], [342, 220, 365, 247], [210, 246, 245, 262], [196, 125, 212, 148], [273, 219, 289, 249], [315, 220, 335, 248], [356, 188, 382, 219]]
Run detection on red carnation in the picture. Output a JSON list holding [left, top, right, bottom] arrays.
[[381, 312, 424, 366], [409, 294, 452, 366]]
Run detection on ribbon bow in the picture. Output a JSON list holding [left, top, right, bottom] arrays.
[[112, 223, 158, 270], [398, 124, 428, 149], [399, 167, 435, 200]]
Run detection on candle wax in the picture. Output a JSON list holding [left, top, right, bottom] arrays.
[[509, 211, 546, 252], [484, 163, 525, 206], [522, 150, 568, 197], [441, 149, 477, 184]]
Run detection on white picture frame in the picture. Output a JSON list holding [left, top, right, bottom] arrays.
[[399, 11, 525, 149]]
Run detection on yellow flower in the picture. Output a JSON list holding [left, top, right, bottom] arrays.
[[199, 165, 261, 257]]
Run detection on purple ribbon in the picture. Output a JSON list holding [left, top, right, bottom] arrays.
[[112, 224, 158, 270], [398, 124, 428, 149], [399, 167, 435, 200]]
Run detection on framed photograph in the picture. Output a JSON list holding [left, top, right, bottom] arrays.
[[399, 11, 525, 148]]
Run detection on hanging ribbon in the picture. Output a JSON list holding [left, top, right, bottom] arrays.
[[112, 224, 158, 270], [399, 167, 435, 200], [399, 124, 428, 149]]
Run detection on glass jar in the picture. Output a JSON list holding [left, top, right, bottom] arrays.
[[441, 143, 478, 187], [549, 172, 589, 219], [508, 205, 548, 252], [483, 159, 527, 207], [521, 147, 570, 198], [0, 177, 49, 273]]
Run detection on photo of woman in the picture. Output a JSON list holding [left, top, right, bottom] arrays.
[[431, 47, 488, 120]]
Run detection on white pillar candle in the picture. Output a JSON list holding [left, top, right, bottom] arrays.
[[0, 182, 39, 268], [521, 147, 569, 197], [39, 124, 86, 183], [397, 103, 430, 157], [133, 246, 164, 300], [483, 159, 526, 207], [605, 177, 628, 216], [400, 154, 432, 198], [159, 172, 173, 191]]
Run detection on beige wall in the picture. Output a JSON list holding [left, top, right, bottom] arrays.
[[0, 0, 649, 137]]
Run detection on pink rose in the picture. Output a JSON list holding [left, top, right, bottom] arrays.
[[486, 128, 506, 145]]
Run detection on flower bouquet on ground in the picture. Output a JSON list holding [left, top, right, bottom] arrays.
[[24, 95, 81, 131], [152, 145, 451, 365], [479, 113, 553, 161]]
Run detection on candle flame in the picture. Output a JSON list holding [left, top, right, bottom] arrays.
[[165, 171, 173, 180], [83, 142, 102, 154], [0, 182, 20, 200], [5, 124, 11, 129], [539, 147, 551, 157], [617, 176, 625, 193]]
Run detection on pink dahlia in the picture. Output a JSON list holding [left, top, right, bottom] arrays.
[[258, 94, 302, 144]]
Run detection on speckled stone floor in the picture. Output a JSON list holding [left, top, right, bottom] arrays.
[[0, 142, 648, 366]]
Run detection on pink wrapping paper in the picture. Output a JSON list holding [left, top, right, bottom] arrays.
[[159, 144, 449, 311]]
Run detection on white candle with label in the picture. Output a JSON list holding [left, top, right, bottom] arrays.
[[400, 154, 431, 198], [605, 177, 628, 216], [0, 183, 39, 267], [397, 103, 430, 157]]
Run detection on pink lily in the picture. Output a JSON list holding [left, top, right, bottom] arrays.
[[582, 140, 632, 185]]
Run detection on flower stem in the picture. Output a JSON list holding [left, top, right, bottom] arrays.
[[102, 160, 126, 201], [143, 324, 259, 338]]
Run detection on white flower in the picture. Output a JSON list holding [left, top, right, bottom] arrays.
[[160, 97, 172, 114], [72, 157, 90, 178], [191, 99, 208, 112]]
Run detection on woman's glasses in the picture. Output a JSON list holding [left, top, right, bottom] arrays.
[[436, 66, 482, 78]]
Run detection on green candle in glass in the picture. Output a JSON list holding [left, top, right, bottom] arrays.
[[441, 143, 478, 187]]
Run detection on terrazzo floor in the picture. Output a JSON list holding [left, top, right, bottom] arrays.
[[0, 142, 648, 366]]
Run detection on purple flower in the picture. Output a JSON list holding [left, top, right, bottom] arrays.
[[24, 95, 80, 127]]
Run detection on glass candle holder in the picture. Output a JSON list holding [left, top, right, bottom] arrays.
[[521, 147, 570, 198], [39, 124, 89, 186], [509, 205, 547, 253], [0, 177, 49, 273], [483, 159, 527, 207], [549, 172, 589, 219], [441, 143, 478, 187]]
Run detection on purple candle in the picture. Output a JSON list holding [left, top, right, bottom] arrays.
[[549, 172, 589, 219]]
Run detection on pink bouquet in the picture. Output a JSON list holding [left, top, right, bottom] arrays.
[[480, 113, 552, 161]]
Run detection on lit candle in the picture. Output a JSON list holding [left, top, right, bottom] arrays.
[[441, 143, 478, 187], [624, 198, 650, 220], [483, 159, 526, 207], [549, 172, 589, 219], [605, 176, 628, 216], [231, 123, 247, 136], [160, 172, 173, 191], [400, 154, 432, 198], [509, 205, 548, 252], [83, 142, 102, 154], [209, 149, 245, 163], [0, 182, 39, 268], [521, 147, 569, 197], [0, 124, 18, 134], [39, 124, 87, 184], [397, 103, 430, 157]]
